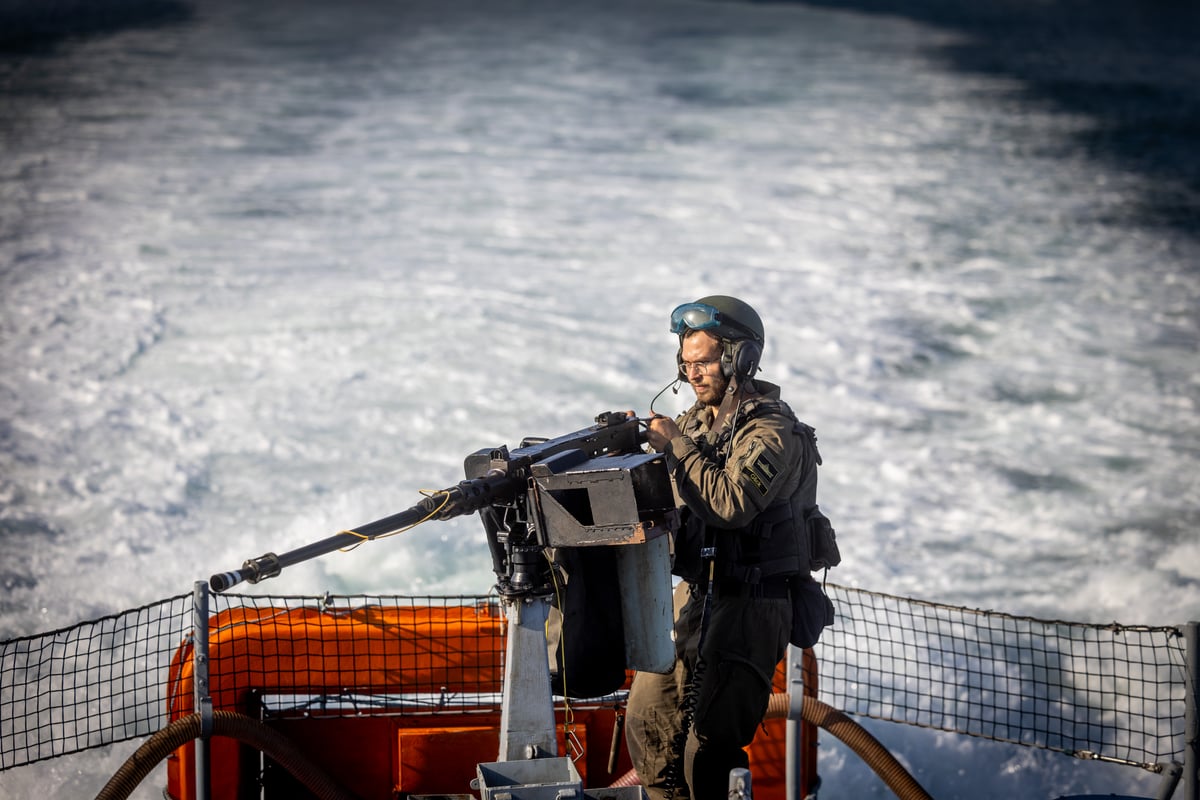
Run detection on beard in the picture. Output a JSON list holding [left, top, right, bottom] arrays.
[[689, 373, 729, 406]]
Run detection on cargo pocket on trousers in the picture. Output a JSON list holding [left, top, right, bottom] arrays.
[[692, 658, 770, 749]]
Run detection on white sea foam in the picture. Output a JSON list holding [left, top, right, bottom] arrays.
[[1, 0, 1197, 797]]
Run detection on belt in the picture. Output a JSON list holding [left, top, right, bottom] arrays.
[[713, 577, 791, 600]]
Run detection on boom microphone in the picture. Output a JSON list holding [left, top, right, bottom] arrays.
[[649, 378, 682, 416]]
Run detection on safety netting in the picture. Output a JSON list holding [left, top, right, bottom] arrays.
[[0, 585, 1191, 774], [819, 584, 1189, 769], [0, 593, 194, 769]]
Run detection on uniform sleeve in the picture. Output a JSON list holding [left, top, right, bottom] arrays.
[[663, 415, 801, 529]]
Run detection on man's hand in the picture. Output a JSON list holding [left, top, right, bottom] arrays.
[[643, 414, 681, 452]]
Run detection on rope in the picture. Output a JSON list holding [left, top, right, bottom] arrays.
[[338, 489, 451, 551]]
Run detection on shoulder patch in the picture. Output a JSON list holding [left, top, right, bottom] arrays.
[[742, 449, 781, 496]]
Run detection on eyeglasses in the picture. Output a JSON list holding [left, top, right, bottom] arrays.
[[679, 359, 719, 376]]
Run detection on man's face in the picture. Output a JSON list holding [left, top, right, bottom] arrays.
[[680, 331, 729, 407]]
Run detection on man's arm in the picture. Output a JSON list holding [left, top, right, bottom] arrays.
[[664, 416, 801, 529]]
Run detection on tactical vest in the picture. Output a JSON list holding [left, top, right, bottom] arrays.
[[673, 397, 822, 586]]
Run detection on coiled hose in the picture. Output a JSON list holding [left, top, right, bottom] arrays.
[[766, 693, 933, 800], [99, 699, 928, 800], [94, 710, 358, 800], [614, 693, 933, 800]]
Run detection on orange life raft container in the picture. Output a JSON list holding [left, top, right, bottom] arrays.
[[165, 600, 815, 799]]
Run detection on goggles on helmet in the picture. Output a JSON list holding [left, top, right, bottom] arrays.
[[670, 302, 759, 340], [670, 302, 723, 334]]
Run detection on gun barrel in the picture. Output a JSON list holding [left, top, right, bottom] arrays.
[[207, 412, 644, 593], [207, 472, 527, 592], [208, 502, 437, 592], [209, 570, 244, 593]]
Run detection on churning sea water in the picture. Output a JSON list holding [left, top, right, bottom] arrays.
[[1, 0, 1197, 797]]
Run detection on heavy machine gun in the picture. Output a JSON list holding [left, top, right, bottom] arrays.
[[210, 410, 674, 595], [209, 411, 679, 776]]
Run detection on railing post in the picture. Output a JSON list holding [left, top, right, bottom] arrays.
[[193, 581, 213, 800], [785, 645, 821, 800], [1185, 621, 1198, 800], [785, 644, 803, 800]]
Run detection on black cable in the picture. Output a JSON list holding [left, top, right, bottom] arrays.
[[664, 528, 717, 800]]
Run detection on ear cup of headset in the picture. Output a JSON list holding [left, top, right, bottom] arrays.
[[722, 340, 762, 380], [681, 338, 763, 381], [739, 339, 762, 378]]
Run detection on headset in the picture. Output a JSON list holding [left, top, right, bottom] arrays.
[[676, 334, 762, 383]]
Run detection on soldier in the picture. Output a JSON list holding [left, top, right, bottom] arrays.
[[626, 295, 825, 800]]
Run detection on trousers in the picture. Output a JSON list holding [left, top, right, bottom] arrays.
[[625, 581, 791, 800]]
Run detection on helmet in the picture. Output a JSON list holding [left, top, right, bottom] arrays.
[[670, 295, 765, 343], [670, 295, 765, 380]]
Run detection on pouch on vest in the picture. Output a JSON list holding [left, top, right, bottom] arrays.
[[806, 505, 841, 571], [789, 574, 835, 649], [670, 508, 706, 584]]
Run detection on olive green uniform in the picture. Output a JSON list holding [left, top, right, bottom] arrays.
[[626, 381, 820, 800]]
